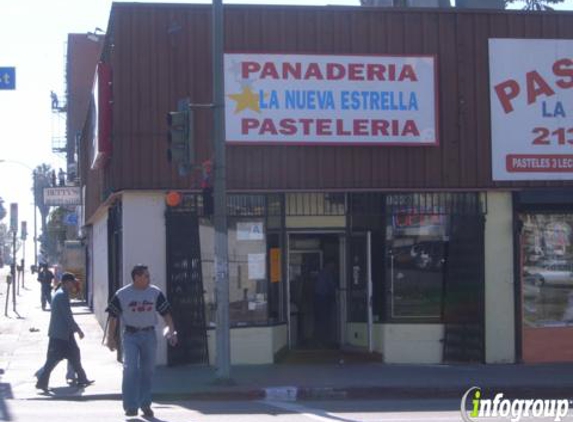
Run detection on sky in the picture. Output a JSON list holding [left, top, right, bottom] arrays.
[[0, 0, 572, 262]]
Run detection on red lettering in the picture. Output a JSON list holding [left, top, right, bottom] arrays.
[[367, 64, 385, 81], [242, 62, 260, 78], [260, 119, 278, 135], [282, 62, 302, 80], [260, 63, 279, 79], [242, 118, 259, 134], [336, 119, 351, 136], [279, 119, 297, 135], [348, 63, 364, 81], [316, 119, 331, 136], [526, 70, 555, 105], [389, 64, 396, 81], [402, 120, 420, 137], [494, 79, 520, 114], [399, 64, 417, 82], [304, 63, 323, 80], [300, 118, 313, 135], [326, 63, 346, 80], [554, 58, 573, 89], [371, 120, 389, 136], [353, 119, 369, 136]]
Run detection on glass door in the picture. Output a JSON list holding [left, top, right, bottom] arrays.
[[347, 232, 373, 352]]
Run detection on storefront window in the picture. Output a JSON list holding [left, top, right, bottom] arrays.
[[386, 213, 447, 320], [521, 214, 573, 328], [201, 218, 269, 327]]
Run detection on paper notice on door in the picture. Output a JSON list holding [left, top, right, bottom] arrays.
[[248, 253, 266, 280]]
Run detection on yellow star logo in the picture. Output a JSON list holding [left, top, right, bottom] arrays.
[[228, 86, 261, 114]]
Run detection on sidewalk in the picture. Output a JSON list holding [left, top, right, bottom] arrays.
[[3, 267, 573, 403]]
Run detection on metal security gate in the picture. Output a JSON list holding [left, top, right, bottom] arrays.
[[442, 214, 486, 363], [166, 210, 208, 365]]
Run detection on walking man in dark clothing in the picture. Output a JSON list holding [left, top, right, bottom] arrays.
[[105, 264, 177, 418], [36, 272, 94, 391], [37, 264, 55, 310]]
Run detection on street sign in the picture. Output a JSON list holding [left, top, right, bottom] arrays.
[[0, 67, 16, 90], [63, 213, 78, 226], [43, 186, 81, 206]]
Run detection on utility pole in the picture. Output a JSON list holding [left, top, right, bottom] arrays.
[[213, 0, 231, 381], [33, 170, 38, 270], [12, 229, 17, 312]]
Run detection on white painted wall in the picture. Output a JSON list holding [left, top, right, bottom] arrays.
[[92, 213, 109, 328], [122, 191, 169, 365], [382, 324, 444, 364], [272, 324, 288, 355], [484, 192, 515, 363], [207, 326, 276, 365]]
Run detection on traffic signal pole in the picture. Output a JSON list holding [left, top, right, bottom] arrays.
[[212, 0, 231, 382]]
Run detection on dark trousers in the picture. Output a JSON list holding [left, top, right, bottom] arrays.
[[37, 336, 88, 387], [40, 282, 52, 309]]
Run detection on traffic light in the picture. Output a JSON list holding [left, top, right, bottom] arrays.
[[167, 101, 194, 176], [20, 221, 27, 241]]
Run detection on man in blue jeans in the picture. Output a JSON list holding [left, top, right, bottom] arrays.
[[105, 264, 177, 418], [37, 264, 55, 310]]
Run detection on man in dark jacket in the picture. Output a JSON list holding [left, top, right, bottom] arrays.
[[37, 264, 54, 310], [35, 272, 94, 391]]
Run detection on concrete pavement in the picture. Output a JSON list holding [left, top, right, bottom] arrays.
[[2, 267, 573, 404]]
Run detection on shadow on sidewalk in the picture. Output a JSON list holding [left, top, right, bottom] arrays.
[[0, 383, 13, 421]]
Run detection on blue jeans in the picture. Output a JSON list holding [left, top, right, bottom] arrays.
[[122, 330, 157, 411], [41, 282, 52, 309]]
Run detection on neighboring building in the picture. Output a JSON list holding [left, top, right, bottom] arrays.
[[79, 3, 573, 366], [56, 33, 103, 299], [66, 33, 104, 184]]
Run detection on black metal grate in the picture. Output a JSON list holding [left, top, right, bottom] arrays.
[[386, 192, 486, 216], [169, 192, 487, 218], [442, 215, 486, 363], [165, 210, 209, 365]]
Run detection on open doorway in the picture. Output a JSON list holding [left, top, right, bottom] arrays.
[[288, 233, 341, 350]]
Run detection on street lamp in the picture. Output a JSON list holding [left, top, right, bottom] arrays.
[[0, 159, 38, 269]]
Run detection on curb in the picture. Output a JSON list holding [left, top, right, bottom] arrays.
[[20, 384, 573, 402]]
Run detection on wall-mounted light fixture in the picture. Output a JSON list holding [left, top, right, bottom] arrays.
[[87, 27, 105, 42]]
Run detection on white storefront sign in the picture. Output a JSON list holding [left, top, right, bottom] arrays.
[[43, 187, 82, 206], [224, 53, 438, 146], [489, 39, 573, 181]]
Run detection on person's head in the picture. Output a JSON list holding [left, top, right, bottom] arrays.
[[60, 272, 78, 292], [131, 264, 150, 289]]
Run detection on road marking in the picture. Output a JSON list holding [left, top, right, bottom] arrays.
[[262, 401, 473, 422], [261, 400, 359, 422]]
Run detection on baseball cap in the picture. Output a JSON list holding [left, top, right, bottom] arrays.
[[61, 272, 77, 283]]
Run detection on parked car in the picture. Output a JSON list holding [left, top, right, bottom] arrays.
[[527, 263, 573, 287], [389, 241, 445, 271]]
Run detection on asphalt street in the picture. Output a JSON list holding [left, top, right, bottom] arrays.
[[7, 398, 573, 422]]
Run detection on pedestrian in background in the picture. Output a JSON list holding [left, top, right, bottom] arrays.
[[37, 264, 55, 310], [36, 272, 94, 391], [105, 264, 177, 418]]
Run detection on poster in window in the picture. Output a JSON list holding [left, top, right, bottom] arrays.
[[237, 222, 264, 240], [248, 253, 266, 280]]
